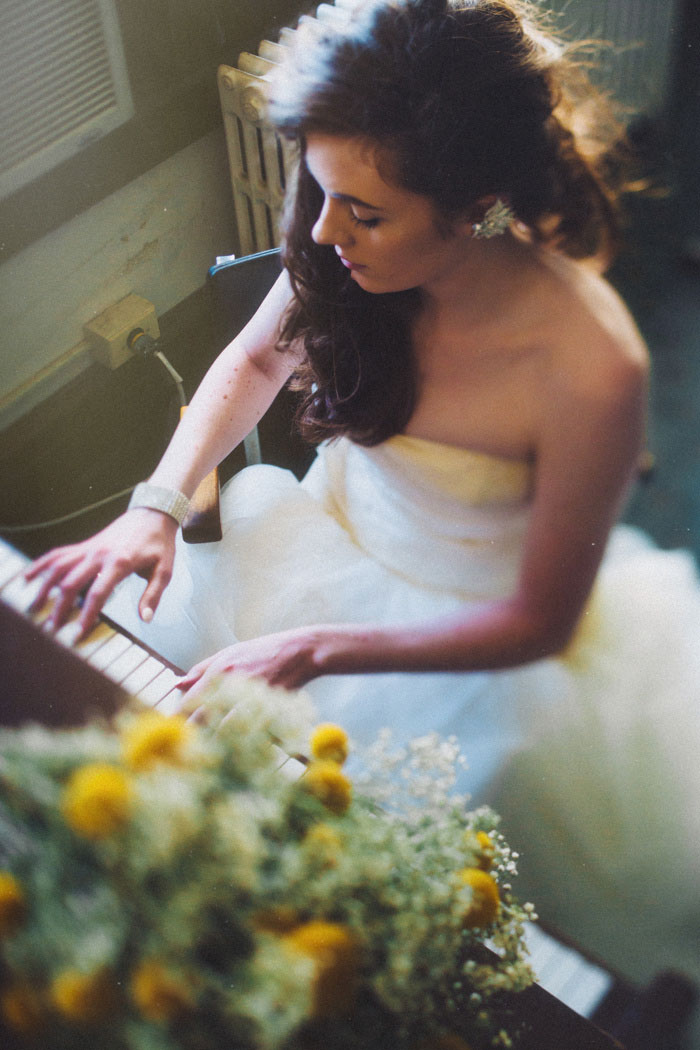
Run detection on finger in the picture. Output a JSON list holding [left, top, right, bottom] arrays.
[[269, 673, 298, 691], [177, 658, 210, 688], [138, 566, 172, 624], [44, 562, 102, 630], [28, 569, 66, 614], [24, 547, 75, 581], [170, 679, 210, 722], [184, 704, 210, 725], [26, 553, 82, 611], [177, 667, 218, 704], [76, 571, 124, 636]]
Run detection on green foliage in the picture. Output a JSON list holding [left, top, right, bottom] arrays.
[[0, 678, 534, 1049]]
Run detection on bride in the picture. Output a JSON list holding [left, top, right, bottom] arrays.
[[27, 0, 700, 992]]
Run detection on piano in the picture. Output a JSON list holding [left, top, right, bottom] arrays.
[[0, 536, 185, 724], [0, 536, 305, 772], [1, 535, 695, 1049]]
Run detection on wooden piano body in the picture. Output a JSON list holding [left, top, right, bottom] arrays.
[[1, 536, 696, 1050], [0, 536, 185, 727]]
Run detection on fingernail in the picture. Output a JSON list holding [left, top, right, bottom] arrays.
[[141, 607, 153, 623]]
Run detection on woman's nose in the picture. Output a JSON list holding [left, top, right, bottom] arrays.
[[311, 200, 353, 247]]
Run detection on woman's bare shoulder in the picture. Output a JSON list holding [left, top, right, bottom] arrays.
[[519, 254, 648, 484], [533, 251, 649, 403]]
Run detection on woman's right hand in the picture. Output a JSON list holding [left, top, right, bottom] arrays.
[[24, 508, 179, 636]]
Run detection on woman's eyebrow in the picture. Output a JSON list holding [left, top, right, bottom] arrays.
[[331, 192, 386, 211]]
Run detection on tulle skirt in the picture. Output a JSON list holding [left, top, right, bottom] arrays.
[[106, 437, 700, 988]]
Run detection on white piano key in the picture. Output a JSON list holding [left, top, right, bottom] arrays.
[[136, 667, 183, 707], [532, 939, 584, 991], [270, 743, 292, 769], [52, 612, 89, 648], [524, 923, 565, 975], [0, 551, 27, 588], [153, 681, 189, 716], [269, 744, 308, 777], [52, 613, 120, 659], [277, 754, 308, 780], [524, 924, 613, 1018], [542, 950, 601, 1003], [30, 596, 58, 627], [1, 573, 45, 613], [86, 632, 132, 671], [101, 643, 151, 684], [559, 965, 613, 1019], [121, 655, 167, 696], [0, 538, 26, 563], [77, 622, 120, 660], [0, 539, 19, 564]]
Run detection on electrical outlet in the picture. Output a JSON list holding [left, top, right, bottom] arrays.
[[84, 294, 160, 369]]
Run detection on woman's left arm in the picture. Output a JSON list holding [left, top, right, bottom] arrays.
[[178, 332, 648, 695]]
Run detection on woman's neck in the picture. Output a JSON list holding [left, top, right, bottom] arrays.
[[419, 231, 536, 316]]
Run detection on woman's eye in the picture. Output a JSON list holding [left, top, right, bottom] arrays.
[[350, 212, 380, 229]]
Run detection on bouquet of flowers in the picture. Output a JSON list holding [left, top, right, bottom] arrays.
[[0, 678, 535, 1050]]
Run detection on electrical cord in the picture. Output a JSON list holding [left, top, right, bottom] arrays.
[[128, 329, 187, 407], [0, 487, 136, 533]]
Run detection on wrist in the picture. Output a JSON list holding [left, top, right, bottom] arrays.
[[311, 624, 392, 676], [128, 482, 190, 525]]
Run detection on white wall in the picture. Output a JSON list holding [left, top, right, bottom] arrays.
[[0, 126, 237, 428]]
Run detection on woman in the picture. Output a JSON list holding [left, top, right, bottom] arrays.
[[28, 0, 700, 988]]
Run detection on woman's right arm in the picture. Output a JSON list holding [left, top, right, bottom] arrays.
[[26, 271, 299, 634]]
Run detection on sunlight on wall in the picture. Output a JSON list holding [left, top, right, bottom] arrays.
[[0, 128, 237, 427]]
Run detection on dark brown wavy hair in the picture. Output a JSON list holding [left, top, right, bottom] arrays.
[[267, 0, 631, 446]]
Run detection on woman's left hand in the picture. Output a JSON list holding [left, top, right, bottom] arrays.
[[176, 626, 336, 699]]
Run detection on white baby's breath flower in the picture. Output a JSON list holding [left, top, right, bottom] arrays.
[[210, 794, 270, 891], [238, 937, 313, 1044], [214, 675, 316, 755], [0, 687, 533, 1050]]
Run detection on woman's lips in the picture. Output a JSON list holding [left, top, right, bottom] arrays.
[[339, 255, 366, 271]]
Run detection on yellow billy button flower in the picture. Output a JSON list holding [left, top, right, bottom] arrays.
[[475, 831, 495, 871], [122, 710, 192, 771], [0, 872, 26, 937], [303, 761, 352, 815], [459, 868, 500, 929], [62, 763, 133, 838], [310, 724, 349, 765], [284, 921, 359, 1017], [51, 968, 119, 1024], [1, 983, 45, 1034], [130, 960, 194, 1022]]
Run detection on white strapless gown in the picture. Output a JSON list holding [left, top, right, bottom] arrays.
[[106, 435, 700, 989]]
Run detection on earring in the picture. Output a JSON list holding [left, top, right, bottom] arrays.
[[472, 199, 514, 239]]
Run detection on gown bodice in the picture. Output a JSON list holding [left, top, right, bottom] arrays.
[[302, 435, 534, 599]]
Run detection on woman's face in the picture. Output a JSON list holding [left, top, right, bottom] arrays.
[[305, 134, 472, 295]]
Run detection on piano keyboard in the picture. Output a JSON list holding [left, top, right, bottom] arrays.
[[0, 536, 306, 777], [522, 922, 614, 1020], [0, 537, 184, 706]]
